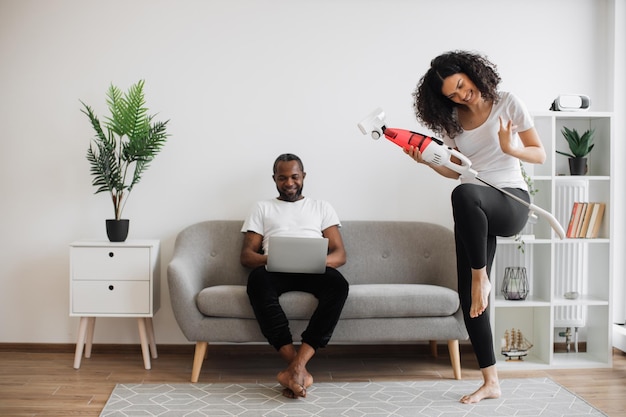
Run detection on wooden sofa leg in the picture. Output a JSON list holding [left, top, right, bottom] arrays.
[[429, 340, 438, 358], [191, 341, 208, 383], [447, 339, 461, 380]]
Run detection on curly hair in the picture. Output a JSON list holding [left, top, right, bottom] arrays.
[[412, 50, 501, 138]]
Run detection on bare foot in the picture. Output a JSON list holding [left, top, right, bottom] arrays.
[[470, 274, 491, 318], [460, 381, 501, 404], [303, 372, 313, 389], [281, 387, 302, 399], [277, 368, 313, 399]]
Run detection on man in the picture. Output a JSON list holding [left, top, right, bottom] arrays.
[[240, 153, 349, 399]]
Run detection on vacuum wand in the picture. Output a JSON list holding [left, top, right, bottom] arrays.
[[357, 108, 566, 239], [474, 176, 565, 239]]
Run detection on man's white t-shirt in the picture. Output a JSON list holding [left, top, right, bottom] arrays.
[[443, 91, 534, 190], [241, 197, 341, 254]]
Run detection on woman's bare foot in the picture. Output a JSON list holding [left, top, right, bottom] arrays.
[[461, 365, 501, 404], [470, 269, 491, 318], [460, 381, 501, 404]]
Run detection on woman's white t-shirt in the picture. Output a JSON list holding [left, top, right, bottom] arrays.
[[443, 91, 534, 190]]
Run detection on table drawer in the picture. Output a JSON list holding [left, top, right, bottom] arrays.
[[71, 281, 150, 315], [71, 247, 150, 281]]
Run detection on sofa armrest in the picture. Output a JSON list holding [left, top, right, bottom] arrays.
[[167, 220, 249, 341], [167, 256, 206, 341]]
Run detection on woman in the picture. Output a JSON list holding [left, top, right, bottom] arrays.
[[405, 50, 545, 404]]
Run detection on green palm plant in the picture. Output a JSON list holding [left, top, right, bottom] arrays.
[[556, 126, 595, 158], [81, 80, 169, 220]]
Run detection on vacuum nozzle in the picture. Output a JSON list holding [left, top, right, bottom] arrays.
[[357, 108, 386, 140]]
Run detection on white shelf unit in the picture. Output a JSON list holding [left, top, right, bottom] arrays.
[[491, 111, 613, 370]]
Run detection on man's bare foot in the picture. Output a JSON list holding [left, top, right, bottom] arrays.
[[460, 381, 501, 404], [470, 273, 491, 318], [277, 368, 313, 399], [281, 387, 304, 399]]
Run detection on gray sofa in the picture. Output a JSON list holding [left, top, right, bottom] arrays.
[[168, 220, 468, 382]]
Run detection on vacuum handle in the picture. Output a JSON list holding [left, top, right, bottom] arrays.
[[445, 148, 477, 177], [421, 143, 477, 177], [528, 202, 566, 240]]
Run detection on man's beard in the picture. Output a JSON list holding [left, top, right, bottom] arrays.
[[278, 185, 303, 202]]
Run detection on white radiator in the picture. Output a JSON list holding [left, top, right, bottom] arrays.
[[554, 180, 588, 328]]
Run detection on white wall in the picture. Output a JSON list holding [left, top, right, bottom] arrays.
[[610, 0, 626, 333], [0, 0, 621, 345]]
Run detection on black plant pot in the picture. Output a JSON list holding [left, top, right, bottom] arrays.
[[568, 157, 588, 175], [106, 219, 129, 242]]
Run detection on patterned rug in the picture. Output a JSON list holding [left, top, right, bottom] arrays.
[[99, 378, 607, 417]]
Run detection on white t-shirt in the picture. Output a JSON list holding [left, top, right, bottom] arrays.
[[241, 197, 341, 254], [443, 91, 534, 189]]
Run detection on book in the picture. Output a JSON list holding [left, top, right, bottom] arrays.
[[587, 202, 606, 238], [566, 202, 585, 238], [578, 202, 595, 238], [565, 203, 580, 238], [574, 202, 588, 238], [584, 203, 601, 238]]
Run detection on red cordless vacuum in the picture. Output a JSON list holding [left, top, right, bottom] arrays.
[[357, 108, 565, 239]]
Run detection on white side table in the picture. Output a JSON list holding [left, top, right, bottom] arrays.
[[69, 240, 160, 369]]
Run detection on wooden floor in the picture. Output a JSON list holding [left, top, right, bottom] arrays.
[[1, 343, 625, 416]]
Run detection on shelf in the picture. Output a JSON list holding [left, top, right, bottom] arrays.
[[497, 237, 551, 245], [553, 175, 609, 181], [556, 238, 609, 244], [551, 352, 612, 368], [496, 354, 550, 370], [494, 295, 550, 307], [490, 111, 613, 370], [496, 238, 609, 245], [531, 111, 612, 118], [551, 295, 609, 306]]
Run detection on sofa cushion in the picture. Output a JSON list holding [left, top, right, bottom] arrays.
[[342, 284, 459, 318], [196, 284, 459, 320]]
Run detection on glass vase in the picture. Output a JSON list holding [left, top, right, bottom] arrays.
[[501, 266, 529, 300]]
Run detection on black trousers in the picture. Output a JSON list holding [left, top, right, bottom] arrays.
[[246, 266, 349, 351], [451, 183, 530, 369]]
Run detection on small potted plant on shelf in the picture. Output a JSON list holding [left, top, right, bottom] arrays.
[[81, 80, 170, 242], [514, 161, 537, 253], [556, 126, 595, 175]]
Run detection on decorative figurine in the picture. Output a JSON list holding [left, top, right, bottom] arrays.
[[501, 328, 533, 360]]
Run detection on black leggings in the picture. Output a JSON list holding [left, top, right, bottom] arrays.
[[452, 183, 530, 368], [246, 266, 349, 351]]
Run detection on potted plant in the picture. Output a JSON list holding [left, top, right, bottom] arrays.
[[513, 161, 538, 253], [556, 126, 595, 175], [81, 80, 169, 242]]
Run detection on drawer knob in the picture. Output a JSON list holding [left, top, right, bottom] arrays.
[[108, 252, 115, 258], [108, 285, 114, 291]]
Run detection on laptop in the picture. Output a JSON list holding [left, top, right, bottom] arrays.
[[265, 236, 329, 274]]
